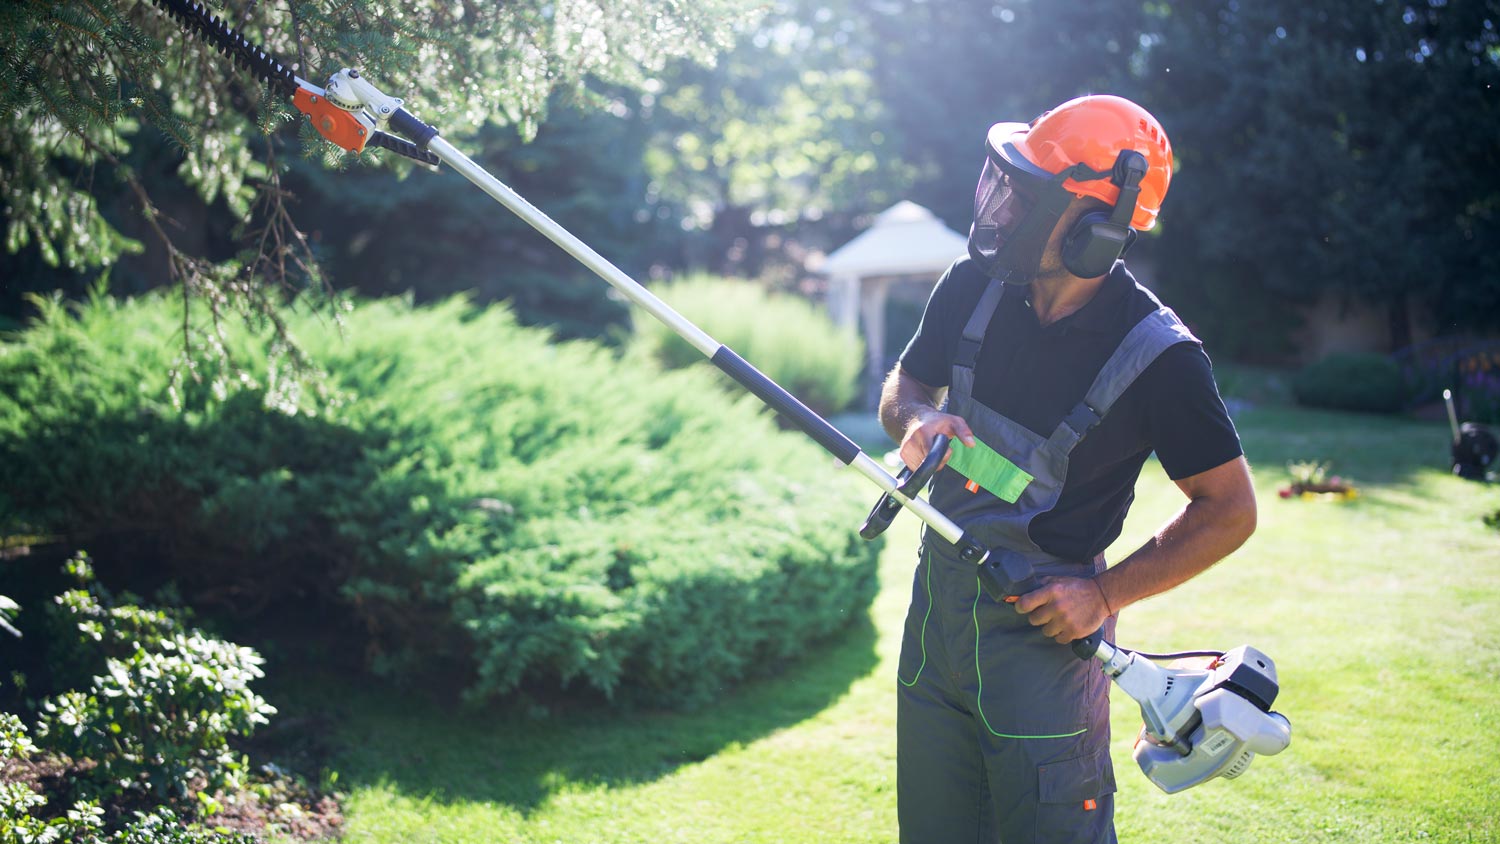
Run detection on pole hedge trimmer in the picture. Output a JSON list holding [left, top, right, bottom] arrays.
[[150, 0, 1291, 793]]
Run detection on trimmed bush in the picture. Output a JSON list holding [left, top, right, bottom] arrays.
[[631, 276, 864, 416], [0, 291, 880, 707], [1290, 352, 1408, 414]]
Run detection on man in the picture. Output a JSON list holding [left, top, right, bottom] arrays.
[[878, 94, 1257, 843]]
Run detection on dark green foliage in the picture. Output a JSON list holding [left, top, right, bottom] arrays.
[[0, 292, 881, 708], [642, 2, 916, 276], [0, 0, 752, 374], [281, 100, 681, 338], [1394, 339, 1500, 425], [0, 0, 751, 270], [1126, 0, 1500, 354], [1291, 353, 1409, 414], [91, 810, 259, 844], [1, 724, 257, 844]]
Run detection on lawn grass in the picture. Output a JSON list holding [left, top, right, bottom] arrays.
[[279, 404, 1500, 843]]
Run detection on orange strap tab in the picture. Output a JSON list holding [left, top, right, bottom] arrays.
[[293, 87, 371, 153], [1083, 799, 1097, 812], [964, 478, 980, 493]]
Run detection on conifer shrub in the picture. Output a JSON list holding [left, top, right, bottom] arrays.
[[630, 276, 865, 416], [0, 292, 880, 707]]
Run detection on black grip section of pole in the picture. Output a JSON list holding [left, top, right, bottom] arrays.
[[1070, 627, 1106, 660], [367, 131, 441, 166], [388, 107, 439, 149], [711, 346, 860, 465], [974, 543, 1109, 663], [977, 548, 1039, 604]]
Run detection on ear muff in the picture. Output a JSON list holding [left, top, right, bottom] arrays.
[[1061, 150, 1148, 278], [1061, 211, 1136, 278]]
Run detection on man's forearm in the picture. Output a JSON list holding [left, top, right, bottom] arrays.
[[878, 365, 941, 443], [1095, 472, 1256, 613]]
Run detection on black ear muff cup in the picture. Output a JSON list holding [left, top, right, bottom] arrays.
[[1062, 212, 1134, 278]]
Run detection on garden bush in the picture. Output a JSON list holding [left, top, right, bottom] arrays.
[[2, 555, 270, 843], [3, 716, 257, 844], [1290, 352, 1408, 414], [0, 291, 881, 707], [34, 554, 276, 803], [630, 275, 865, 416]]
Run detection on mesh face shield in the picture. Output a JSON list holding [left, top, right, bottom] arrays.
[[967, 141, 1077, 283], [967, 125, 1092, 284], [969, 157, 1036, 265]]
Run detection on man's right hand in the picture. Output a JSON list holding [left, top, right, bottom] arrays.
[[900, 411, 976, 472]]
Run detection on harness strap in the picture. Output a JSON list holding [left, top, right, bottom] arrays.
[[1047, 307, 1198, 451], [955, 279, 1007, 371]]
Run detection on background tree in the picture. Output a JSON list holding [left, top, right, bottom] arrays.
[[279, 93, 685, 336], [5, 0, 1497, 362], [1126, 0, 1500, 358], [861, 0, 1149, 230], [640, 0, 916, 281]]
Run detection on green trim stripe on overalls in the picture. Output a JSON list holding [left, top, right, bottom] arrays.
[[896, 278, 1200, 844]]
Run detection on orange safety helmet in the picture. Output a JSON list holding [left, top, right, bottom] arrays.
[[1007, 94, 1173, 231]]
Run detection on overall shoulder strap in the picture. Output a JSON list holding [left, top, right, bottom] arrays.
[[954, 278, 1007, 371], [1048, 307, 1200, 451]]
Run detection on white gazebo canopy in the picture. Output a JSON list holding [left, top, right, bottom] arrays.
[[822, 201, 968, 403]]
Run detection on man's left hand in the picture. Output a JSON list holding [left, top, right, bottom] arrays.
[[1012, 577, 1111, 644]]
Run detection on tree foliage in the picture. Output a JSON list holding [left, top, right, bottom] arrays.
[[4, 0, 1497, 359], [0, 0, 755, 346], [279, 97, 685, 336], [857, 0, 1149, 230], [641, 0, 916, 276], [1125, 0, 1500, 355]]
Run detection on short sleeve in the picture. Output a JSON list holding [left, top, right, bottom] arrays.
[[1139, 343, 1244, 480], [897, 263, 963, 388]]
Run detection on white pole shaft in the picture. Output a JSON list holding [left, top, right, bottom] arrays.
[[427, 136, 720, 357], [1443, 389, 1461, 444]]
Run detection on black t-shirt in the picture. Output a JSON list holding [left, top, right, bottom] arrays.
[[899, 258, 1243, 560]]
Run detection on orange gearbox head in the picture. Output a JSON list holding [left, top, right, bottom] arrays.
[[1007, 95, 1173, 231]]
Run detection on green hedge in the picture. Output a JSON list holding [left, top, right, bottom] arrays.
[[0, 292, 880, 707], [1291, 352, 1408, 414], [630, 276, 864, 416]]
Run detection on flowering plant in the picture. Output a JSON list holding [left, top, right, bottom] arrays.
[[1278, 460, 1359, 500]]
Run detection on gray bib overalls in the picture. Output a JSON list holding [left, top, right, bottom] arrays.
[[896, 278, 1199, 844]]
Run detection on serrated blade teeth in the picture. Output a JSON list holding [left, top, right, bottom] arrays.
[[149, 0, 298, 99]]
